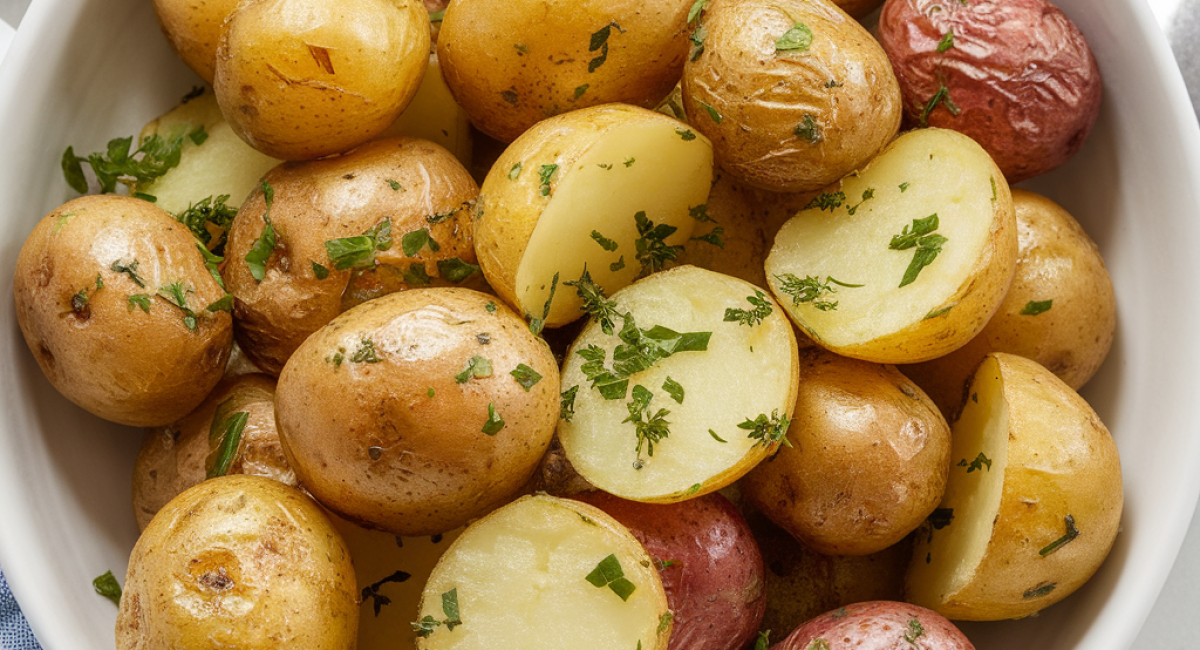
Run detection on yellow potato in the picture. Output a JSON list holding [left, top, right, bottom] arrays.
[[151, 0, 240, 84]]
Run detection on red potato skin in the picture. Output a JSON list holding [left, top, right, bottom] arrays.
[[877, 0, 1101, 182], [772, 601, 975, 650], [575, 492, 766, 650]]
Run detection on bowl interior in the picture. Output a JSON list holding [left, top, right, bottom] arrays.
[[1, 0, 1199, 648]]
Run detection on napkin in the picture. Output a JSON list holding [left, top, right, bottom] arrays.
[[0, 570, 41, 650]]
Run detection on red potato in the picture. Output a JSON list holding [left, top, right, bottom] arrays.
[[575, 492, 766, 650], [877, 0, 1101, 182], [771, 601, 974, 650]]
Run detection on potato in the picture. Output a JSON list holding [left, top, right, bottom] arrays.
[[223, 136, 481, 375], [116, 476, 358, 650], [900, 189, 1116, 418], [559, 266, 799, 502], [214, 0, 430, 160], [437, 0, 694, 142], [877, 0, 1102, 182], [771, 601, 974, 650], [381, 53, 474, 170], [741, 348, 950, 556], [275, 288, 559, 536], [131, 373, 293, 530], [13, 195, 232, 426], [151, 0, 240, 84], [474, 104, 712, 329], [682, 0, 901, 193], [575, 492, 766, 650], [906, 353, 1123, 620], [766, 127, 1017, 364], [416, 494, 671, 650]]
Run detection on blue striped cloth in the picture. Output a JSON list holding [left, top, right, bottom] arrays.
[[0, 569, 41, 650]]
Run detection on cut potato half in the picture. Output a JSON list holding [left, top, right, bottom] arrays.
[[906, 353, 1123, 620], [135, 88, 281, 214], [474, 104, 713, 329], [416, 494, 671, 650], [766, 128, 1016, 364], [559, 266, 799, 502]]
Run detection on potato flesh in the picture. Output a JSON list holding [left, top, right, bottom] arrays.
[[907, 356, 1009, 607], [768, 130, 999, 347], [418, 497, 665, 650], [559, 267, 796, 500], [515, 121, 710, 325]]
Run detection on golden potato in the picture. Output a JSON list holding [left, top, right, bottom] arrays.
[[682, 0, 901, 192], [214, 0, 430, 159], [741, 348, 951, 555], [900, 189, 1116, 418], [437, 0, 694, 142], [131, 373, 293, 530], [13, 195, 232, 426], [223, 136, 481, 375], [275, 288, 559, 536], [151, 0, 240, 84], [906, 353, 1123, 620], [116, 476, 358, 650]]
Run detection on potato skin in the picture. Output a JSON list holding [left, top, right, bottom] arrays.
[[214, 0, 430, 159], [900, 190, 1115, 418], [151, 0, 241, 84], [275, 288, 559, 536], [13, 195, 231, 426], [773, 601, 974, 650], [741, 349, 950, 556], [116, 476, 358, 650], [683, 0, 901, 192], [877, 0, 1101, 182], [576, 492, 766, 650], [132, 373, 294, 530], [437, 0, 694, 142], [224, 137, 480, 375]]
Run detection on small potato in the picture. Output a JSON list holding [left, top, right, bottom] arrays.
[[131, 373, 293, 530], [437, 0, 694, 142], [275, 288, 560, 536], [682, 0, 902, 192], [741, 349, 951, 556], [906, 354, 1123, 620], [772, 601, 974, 650], [116, 476, 358, 650], [224, 136, 481, 375], [900, 190, 1116, 418], [151, 0, 240, 84], [576, 492, 766, 650], [13, 195, 232, 426], [877, 0, 1101, 182], [214, 0, 430, 160]]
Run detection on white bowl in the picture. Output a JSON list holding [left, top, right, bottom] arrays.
[[1, 0, 1199, 648]]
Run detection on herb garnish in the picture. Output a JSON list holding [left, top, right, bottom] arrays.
[[675, 128, 697, 141], [585, 554, 637, 601], [197, 244, 225, 289], [699, 101, 722, 123], [110, 260, 146, 287], [724, 290, 773, 326], [774, 274, 862, 311], [510, 364, 543, 391], [574, 84, 590, 100], [62, 129, 202, 195], [689, 204, 715, 222], [361, 570, 411, 616], [351, 338, 382, 363], [561, 385, 580, 421], [803, 191, 846, 211], [127, 294, 152, 313], [438, 258, 481, 282], [157, 281, 198, 330], [1023, 582, 1057, 599], [412, 588, 463, 637], [509, 162, 522, 180], [588, 22, 625, 72], [904, 618, 925, 646], [662, 377, 684, 404], [528, 271, 559, 335], [206, 403, 249, 479], [591, 230, 619, 251], [689, 22, 708, 61], [957, 452, 992, 473], [919, 83, 961, 126], [690, 227, 724, 248], [889, 214, 947, 287], [1039, 515, 1080, 556], [175, 195, 236, 255], [776, 23, 813, 51], [794, 114, 822, 143], [754, 630, 771, 650], [93, 571, 122, 606], [566, 267, 620, 334], [846, 188, 875, 216], [577, 317, 711, 400], [938, 30, 954, 52], [807, 639, 831, 650], [482, 403, 505, 435], [625, 385, 672, 465], [1021, 299, 1053, 316], [688, 0, 710, 23], [312, 262, 330, 279], [325, 218, 394, 270], [244, 181, 276, 282], [455, 355, 493, 383], [739, 410, 792, 448], [634, 211, 685, 275], [538, 164, 559, 196], [401, 226, 440, 257]]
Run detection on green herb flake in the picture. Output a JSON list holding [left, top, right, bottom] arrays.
[[244, 184, 277, 282], [776, 22, 814, 51], [825, 79, 843, 88], [509, 162, 523, 180], [699, 101, 723, 123], [739, 410, 792, 449], [807, 640, 831, 650], [561, 385, 580, 421], [900, 182, 911, 192], [688, 204, 715, 223], [206, 409, 249, 479], [904, 618, 925, 646], [1022, 299, 1054, 316], [93, 571, 122, 606], [658, 611, 674, 633], [538, 164, 559, 196], [110, 260, 146, 288], [427, 387, 436, 398], [127, 294, 152, 313], [634, 211, 685, 275], [709, 429, 728, 443], [206, 294, 235, 313], [401, 227, 440, 257], [774, 273, 862, 311], [686, 483, 702, 495], [482, 402, 505, 435], [350, 338, 382, 364], [1023, 582, 1057, 599], [803, 191, 845, 212], [510, 363, 543, 391], [919, 83, 961, 126], [624, 157, 636, 168], [846, 188, 876, 216], [889, 214, 947, 287], [724, 290, 773, 326], [156, 281, 199, 331], [325, 219, 395, 269], [61, 129, 197, 195], [957, 452, 992, 473], [438, 258, 481, 283], [754, 631, 771, 650], [585, 554, 637, 601], [675, 128, 697, 141], [588, 22, 624, 73], [1039, 515, 1080, 557], [625, 385, 672, 465], [937, 30, 955, 52], [312, 262, 330, 280], [660, 377, 685, 404], [690, 227, 724, 248], [361, 570, 412, 616], [688, 0, 710, 23], [575, 84, 590, 100], [591, 230, 619, 251], [514, 43, 528, 55], [175, 194, 237, 255], [411, 588, 462, 637], [598, 163, 614, 170], [689, 22, 708, 61], [456, 355, 493, 383], [386, 178, 403, 191], [404, 263, 433, 286], [924, 305, 953, 319], [486, 301, 497, 313], [794, 114, 823, 143], [610, 256, 626, 272]]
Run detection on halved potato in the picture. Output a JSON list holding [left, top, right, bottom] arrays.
[[416, 494, 671, 650], [558, 265, 799, 502], [905, 353, 1123, 620], [474, 104, 713, 329], [766, 127, 1017, 364]]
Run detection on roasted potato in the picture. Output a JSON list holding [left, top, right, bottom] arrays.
[[13, 195, 232, 426], [151, 0, 240, 84], [116, 475, 358, 650], [275, 288, 559, 536], [877, 0, 1102, 182], [682, 0, 902, 192], [771, 601, 974, 650]]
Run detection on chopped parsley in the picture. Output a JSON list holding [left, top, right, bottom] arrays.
[[110, 259, 146, 287], [127, 294, 152, 313], [846, 188, 875, 215], [688, 0, 709, 23], [919, 83, 961, 126], [889, 214, 947, 287], [575, 84, 589, 100], [206, 294, 235, 313], [689, 204, 716, 223], [400, 226, 440, 257], [351, 338, 383, 363], [591, 230, 619, 251], [561, 385, 580, 421], [776, 23, 813, 51], [510, 364, 543, 391], [624, 157, 636, 168], [312, 262, 330, 279], [455, 355, 493, 383], [482, 402, 505, 435], [625, 385, 672, 466], [739, 410, 792, 448], [437, 258, 480, 282], [585, 554, 637, 601], [689, 22, 708, 61], [675, 128, 697, 141], [538, 164, 559, 196], [197, 244, 225, 288], [804, 191, 846, 212], [774, 273, 862, 311], [1039, 515, 1080, 556], [528, 271, 559, 335], [903, 618, 925, 646], [361, 570, 411, 616], [724, 290, 773, 326], [794, 114, 822, 143], [634, 211, 685, 275], [61, 129, 201, 194], [708, 429, 727, 443], [412, 588, 462, 637], [754, 631, 771, 650], [206, 404, 249, 479], [92, 571, 122, 606], [662, 377, 684, 404], [156, 281, 199, 330], [699, 101, 722, 123], [175, 194, 236, 255], [387, 178, 403, 191], [588, 22, 624, 72], [957, 452, 992, 473], [577, 315, 711, 400], [1022, 299, 1053, 316], [610, 256, 626, 271], [325, 217, 394, 270], [244, 181, 276, 282], [690, 227, 724, 248], [1023, 582, 1057, 599], [938, 29, 954, 52], [509, 162, 522, 180], [565, 267, 620, 334]]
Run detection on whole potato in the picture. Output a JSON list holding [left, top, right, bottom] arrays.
[[116, 475, 358, 650], [741, 348, 951, 556], [877, 0, 1101, 182], [683, 0, 901, 192], [131, 373, 294, 530], [13, 195, 232, 426], [275, 288, 559, 536], [214, 0, 430, 159], [151, 0, 241, 84], [771, 601, 974, 650]]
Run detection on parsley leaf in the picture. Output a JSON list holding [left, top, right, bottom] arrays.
[[804, 191, 846, 211], [634, 211, 684, 275], [699, 101, 722, 123], [412, 588, 463, 637], [588, 22, 624, 72], [724, 290, 773, 326], [401, 227, 440, 257], [455, 355, 493, 383], [919, 83, 961, 126], [739, 410, 792, 449], [438, 258, 480, 282], [889, 214, 946, 287], [560, 385, 580, 421], [510, 364, 543, 391], [206, 405, 249, 479], [1021, 299, 1053, 316], [625, 385, 672, 466], [776, 23, 813, 51], [565, 267, 621, 335], [175, 194, 236, 255], [509, 162, 522, 180], [689, 204, 716, 223], [1039, 515, 1080, 556], [957, 452, 992, 473], [244, 181, 276, 282], [585, 554, 637, 601], [351, 338, 383, 363], [689, 22, 708, 61], [538, 164, 559, 196], [688, 0, 710, 23], [794, 114, 822, 143], [325, 218, 395, 270], [774, 274, 862, 311], [92, 571, 122, 606], [591, 230, 619, 251], [127, 294, 152, 313], [361, 570, 412, 617], [662, 377, 684, 404], [61, 129, 200, 194], [482, 402, 505, 435], [938, 29, 954, 52], [110, 260, 146, 287]]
